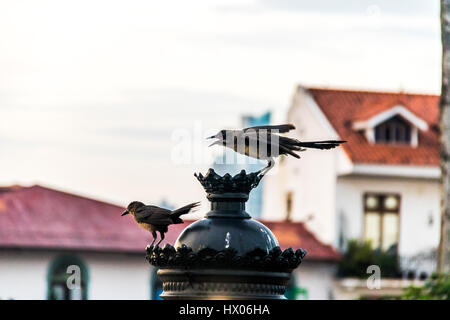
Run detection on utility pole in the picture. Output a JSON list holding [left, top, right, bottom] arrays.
[[438, 0, 450, 273]]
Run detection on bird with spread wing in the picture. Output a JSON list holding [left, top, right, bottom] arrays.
[[207, 124, 345, 175]]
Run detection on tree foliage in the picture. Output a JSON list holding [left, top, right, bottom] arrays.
[[402, 273, 450, 300], [338, 239, 401, 278]]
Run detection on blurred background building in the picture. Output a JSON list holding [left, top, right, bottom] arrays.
[[263, 86, 440, 298]]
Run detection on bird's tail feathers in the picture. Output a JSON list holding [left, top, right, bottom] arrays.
[[170, 202, 201, 224], [279, 144, 301, 158]]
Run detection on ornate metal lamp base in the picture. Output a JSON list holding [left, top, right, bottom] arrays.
[[158, 269, 289, 300], [147, 243, 305, 299], [146, 169, 307, 300]]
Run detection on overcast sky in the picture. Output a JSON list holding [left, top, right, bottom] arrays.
[[0, 0, 442, 211]]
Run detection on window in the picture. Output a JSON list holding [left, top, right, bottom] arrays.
[[363, 193, 400, 251], [47, 255, 89, 300], [285, 192, 293, 221], [374, 116, 411, 144]]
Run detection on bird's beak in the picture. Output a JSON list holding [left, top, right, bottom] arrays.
[[208, 140, 221, 147], [121, 210, 129, 216], [206, 135, 215, 139]]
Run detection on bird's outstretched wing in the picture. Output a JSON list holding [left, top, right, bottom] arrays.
[[241, 130, 345, 157], [243, 124, 295, 133], [242, 130, 301, 158], [134, 205, 173, 225]]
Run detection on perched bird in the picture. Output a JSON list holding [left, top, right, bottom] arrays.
[[207, 124, 345, 175], [121, 201, 200, 247]]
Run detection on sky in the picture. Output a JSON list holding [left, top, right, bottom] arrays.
[[0, 0, 442, 212]]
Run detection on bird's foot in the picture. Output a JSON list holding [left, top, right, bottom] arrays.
[[146, 244, 155, 252], [260, 166, 274, 177]]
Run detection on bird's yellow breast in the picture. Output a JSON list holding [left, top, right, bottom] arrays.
[[137, 221, 156, 232], [232, 142, 262, 159]]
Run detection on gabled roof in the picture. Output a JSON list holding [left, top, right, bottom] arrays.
[[0, 185, 340, 261], [306, 87, 440, 166]]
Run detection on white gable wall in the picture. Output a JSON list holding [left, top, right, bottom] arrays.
[[263, 88, 345, 246]]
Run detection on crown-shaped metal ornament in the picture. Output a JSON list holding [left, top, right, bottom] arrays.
[[194, 168, 263, 198]]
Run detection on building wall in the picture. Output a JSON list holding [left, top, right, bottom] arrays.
[[336, 175, 441, 256], [0, 250, 154, 300], [293, 261, 337, 300], [0, 250, 49, 299]]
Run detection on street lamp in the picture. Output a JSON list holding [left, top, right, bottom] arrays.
[[146, 169, 306, 299]]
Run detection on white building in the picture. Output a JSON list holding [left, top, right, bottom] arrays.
[[263, 86, 440, 277], [0, 184, 339, 300], [0, 185, 158, 300]]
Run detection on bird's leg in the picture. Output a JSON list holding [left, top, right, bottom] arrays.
[[150, 231, 157, 247], [261, 158, 275, 176], [155, 231, 165, 247]]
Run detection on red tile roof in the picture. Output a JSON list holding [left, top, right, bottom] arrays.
[[307, 87, 440, 166], [0, 185, 340, 261]]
